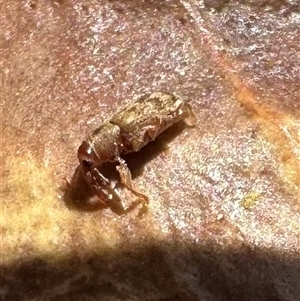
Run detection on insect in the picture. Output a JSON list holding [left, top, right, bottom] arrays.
[[78, 92, 196, 211]]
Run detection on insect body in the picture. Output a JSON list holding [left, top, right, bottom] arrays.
[[78, 92, 196, 211]]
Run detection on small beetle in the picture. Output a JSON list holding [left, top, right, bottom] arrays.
[[78, 92, 196, 211]]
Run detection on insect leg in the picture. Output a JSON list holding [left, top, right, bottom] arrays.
[[116, 157, 149, 208], [90, 167, 121, 204], [182, 102, 197, 126]]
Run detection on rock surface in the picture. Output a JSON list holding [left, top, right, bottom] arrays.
[[1, 1, 299, 300]]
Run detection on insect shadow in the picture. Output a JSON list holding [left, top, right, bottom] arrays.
[[62, 121, 187, 215]]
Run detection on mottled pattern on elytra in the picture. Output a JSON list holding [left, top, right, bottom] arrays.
[[110, 92, 184, 133]]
